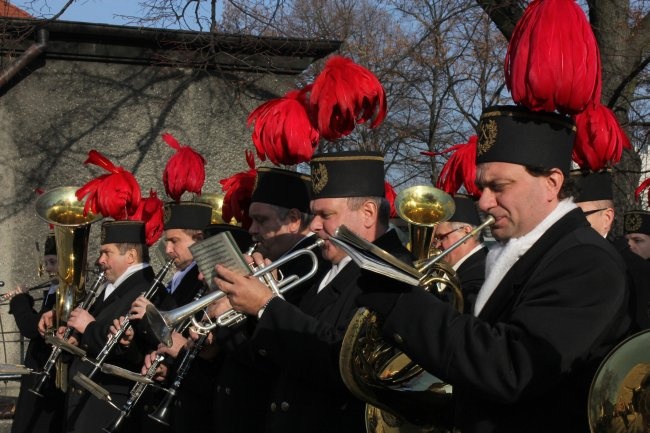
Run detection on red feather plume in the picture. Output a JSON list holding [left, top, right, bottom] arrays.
[[504, 0, 602, 115], [130, 189, 164, 246], [635, 179, 650, 205], [75, 150, 141, 219], [384, 181, 398, 218], [219, 150, 257, 229], [247, 87, 320, 165], [573, 103, 631, 172], [162, 133, 206, 201], [310, 55, 387, 141], [428, 135, 481, 198]]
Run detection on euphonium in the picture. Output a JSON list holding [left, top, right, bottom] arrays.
[[34, 186, 102, 390], [339, 185, 494, 433], [588, 329, 650, 433]]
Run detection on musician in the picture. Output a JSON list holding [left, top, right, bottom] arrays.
[[357, 105, 631, 433], [211, 167, 329, 433], [624, 210, 650, 260], [215, 151, 412, 433], [573, 171, 650, 331], [432, 194, 488, 314], [147, 201, 214, 433], [9, 233, 64, 433], [246, 167, 329, 303], [39, 220, 156, 432]]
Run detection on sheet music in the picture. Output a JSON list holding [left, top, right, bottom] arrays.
[[190, 231, 252, 290], [330, 225, 421, 286]]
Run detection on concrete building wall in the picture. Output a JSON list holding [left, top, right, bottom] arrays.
[[0, 19, 338, 386]]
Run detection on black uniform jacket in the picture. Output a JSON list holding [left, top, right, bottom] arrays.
[[456, 245, 488, 314], [249, 229, 412, 433], [380, 209, 631, 433], [611, 236, 650, 331], [213, 234, 331, 433], [10, 287, 64, 433], [166, 263, 217, 433], [66, 266, 156, 433]]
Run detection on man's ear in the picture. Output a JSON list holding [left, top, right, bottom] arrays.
[[545, 168, 565, 200], [286, 208, 302, 233], [361, 200, 378, 228]]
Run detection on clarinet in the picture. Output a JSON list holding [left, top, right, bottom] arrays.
[[30, 270, 107, 397], [102, 353, 165, 433], [85, 259, 175, 381], [148, 332, 209, 426], [102, 283, 208, 432]]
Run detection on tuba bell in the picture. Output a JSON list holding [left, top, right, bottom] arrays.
[[34, 186, 102, 390], [588, 329, 650, 433]]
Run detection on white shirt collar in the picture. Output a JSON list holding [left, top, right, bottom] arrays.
[[452, 243, 486, 271], [104, 262, 150, 300]]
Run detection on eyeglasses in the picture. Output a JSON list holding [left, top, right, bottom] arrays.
[[433, 227, 464, 243], [582, 208, 609, 217]]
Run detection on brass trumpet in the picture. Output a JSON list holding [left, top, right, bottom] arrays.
[[145, 240, 324, 347]]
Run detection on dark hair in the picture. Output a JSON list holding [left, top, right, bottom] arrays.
[[182, 229, 205, 242], [525, 166, 574, 200], [116, 243, 149, 263], [272, 204, 314, 231]]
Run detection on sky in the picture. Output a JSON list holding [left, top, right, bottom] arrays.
[[11, 0, 147, 26]]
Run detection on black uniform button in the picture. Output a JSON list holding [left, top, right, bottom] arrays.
[[225, 387, 231, 395], [258, 349, 267, 356], [270, 402, 277, 412], [393, 333, 403, 344], [280, 401, 290, 412]]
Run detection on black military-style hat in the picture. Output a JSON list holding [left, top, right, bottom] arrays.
[[450, 194, 481, 226], [251, 167, 312, 213], [100, 220, 146, 245], [310, 151, 385, 199], [624, 211, 650, 236], [44, 233, 56, 256], [203, 223, 253, 253], [571, 169, 613, 203], [163, 202, 212, 230], [476, 105, 576, 175]]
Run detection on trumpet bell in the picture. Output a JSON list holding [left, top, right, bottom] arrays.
[[588, 329, 650, 433]]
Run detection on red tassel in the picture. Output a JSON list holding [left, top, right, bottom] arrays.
[[76, 150, 141, 219], [431, 136, 481, 198], [247, 87, 320, 165], [310, 55, 387, 140], [504, 0, 601, 115], [384, 181, 398, 218], [635, 179, 650, 204], [162, 133, 206, 201], [219, 150, 257, 229], [573, 103, 631, 171]]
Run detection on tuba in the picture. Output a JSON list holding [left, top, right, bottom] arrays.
[[339, 185, 493, 433], [588, 329, 650, 433], [34, 186, 101, 390]]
